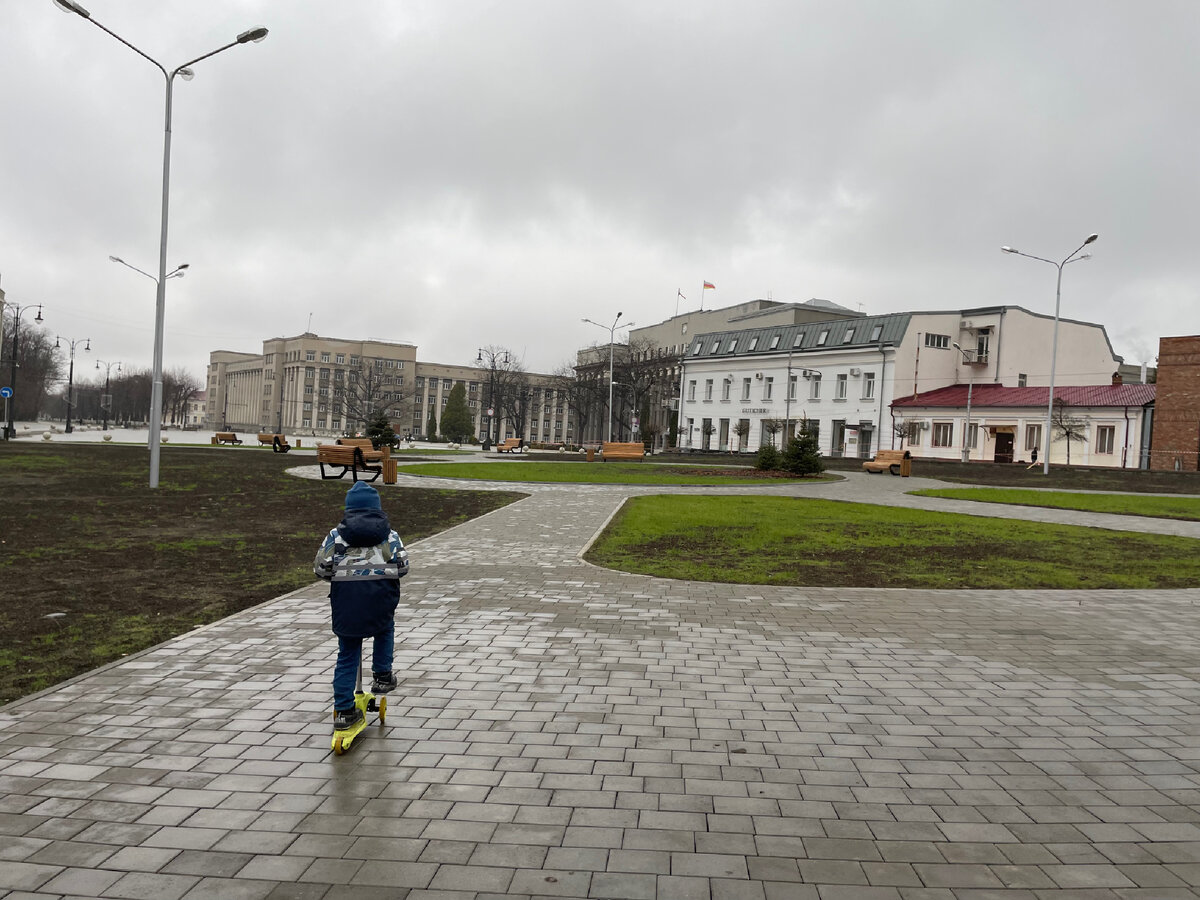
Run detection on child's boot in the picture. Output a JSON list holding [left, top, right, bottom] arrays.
[[371, 671, 399, 694], [333, 707, 364, 731]]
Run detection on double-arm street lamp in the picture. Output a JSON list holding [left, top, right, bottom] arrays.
[[55, 336, 90, 433], [55, 0, 267, 487], [476, 348, 509, 445], [4, 303, 45, 440], [1001, 233, 1097, 475], [96, 359, 121, 431], [582, 312, 634, 444]]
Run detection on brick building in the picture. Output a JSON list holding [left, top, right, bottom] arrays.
[[1149, 335, 1200, 471]]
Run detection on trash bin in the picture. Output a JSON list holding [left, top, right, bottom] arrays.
[[586, 447, 595, 462], [900, 451, 912, 478]]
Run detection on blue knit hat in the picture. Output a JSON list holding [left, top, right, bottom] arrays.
[[345, 482, 381, 510]]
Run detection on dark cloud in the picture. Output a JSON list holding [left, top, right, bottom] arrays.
[[3, 0, 1196, 381]]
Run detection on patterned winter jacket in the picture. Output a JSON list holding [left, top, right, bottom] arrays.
[[313, 508, 409, 638]]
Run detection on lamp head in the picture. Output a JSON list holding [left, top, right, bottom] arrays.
[[237, 27, 269, 43], [52, 0, 90, 17], [951, 342, 962, 352], [85, 339, 91, 352], [108, 255, 123, 264], [1084, 233, 1098, 244], [178, 68, 195, 81], [1001, 246, 1016, 254], [34, 307, 44, 323]]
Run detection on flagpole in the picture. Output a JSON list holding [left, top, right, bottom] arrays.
[[676, 289, 683, 317], [699, 282, 704, 311]]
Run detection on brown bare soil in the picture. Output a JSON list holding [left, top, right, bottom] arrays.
[[0, 442, 523, 704]]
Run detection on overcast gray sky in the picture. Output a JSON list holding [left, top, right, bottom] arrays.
[[3, 1, 1196, 383]]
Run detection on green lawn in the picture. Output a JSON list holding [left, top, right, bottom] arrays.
[[584, 495, 1200, 589], [395, 461, 831, 485], [912, 487, 1200, 521]]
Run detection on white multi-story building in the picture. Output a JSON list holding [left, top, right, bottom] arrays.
[[207, 333, 571, 442], [678, 306, 1123, 458]]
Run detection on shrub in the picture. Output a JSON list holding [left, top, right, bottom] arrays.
[[781, 426, 824, 475], [756, 444, 781, 471]]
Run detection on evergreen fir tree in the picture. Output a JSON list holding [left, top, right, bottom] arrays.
[[426, 408, 438, 441], [782, 420, 824, 475], [365, 409, 396, 450], [440, 383, 473, 442]]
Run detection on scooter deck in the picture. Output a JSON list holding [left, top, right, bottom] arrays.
[[332, 690, 387, 755]]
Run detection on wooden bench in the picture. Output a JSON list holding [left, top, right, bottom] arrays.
[[863, 448, 911, 476], [316, 444, 382, 482], [213, 432, 242, 445], [336, 437, 388, 462], [257, 432, 291, 453], [495, 438, 523, 453], [601, 441, 645, 461]]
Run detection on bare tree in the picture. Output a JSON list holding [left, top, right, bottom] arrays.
[[1, 312, 61, 421], [333, 358, 413, 435], [762, 417, 785, 449], [551, 361, 603, 445], [732, 419, 751, 452], [475, 346, 525, 442], [162, 367, 202, 426], [1050, 397, 1089, 465], [892, 418, 909, 449]]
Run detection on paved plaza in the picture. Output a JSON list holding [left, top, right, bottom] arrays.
[[3, 465, 1200, 899]]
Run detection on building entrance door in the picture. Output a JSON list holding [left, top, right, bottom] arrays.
[[994, 432, 1014, 463]]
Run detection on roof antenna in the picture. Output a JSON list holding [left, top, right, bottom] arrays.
[[306, 312, 313, 333]]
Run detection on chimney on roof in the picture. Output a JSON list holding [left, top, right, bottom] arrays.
[[1111, 371, 1123, 386]]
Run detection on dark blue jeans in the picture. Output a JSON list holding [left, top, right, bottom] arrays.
[[333, 626, 394, 711]]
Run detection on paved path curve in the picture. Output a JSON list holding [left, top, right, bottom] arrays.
[[3, 464, 1200, 900]]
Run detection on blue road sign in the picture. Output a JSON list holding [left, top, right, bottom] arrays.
[[0, 387, 12, 399]]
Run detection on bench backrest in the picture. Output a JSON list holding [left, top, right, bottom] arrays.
[[873, 449, 905, 460]]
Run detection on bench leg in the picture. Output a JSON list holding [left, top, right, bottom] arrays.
[[889, 464, 900, 476]]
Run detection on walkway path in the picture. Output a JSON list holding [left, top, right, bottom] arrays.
[[3, 466, 1200, 899]]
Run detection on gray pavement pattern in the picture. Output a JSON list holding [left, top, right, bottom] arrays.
[[3, 466, 1200, 899]]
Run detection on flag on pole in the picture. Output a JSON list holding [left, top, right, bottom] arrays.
[[703, 281, 715, 290]]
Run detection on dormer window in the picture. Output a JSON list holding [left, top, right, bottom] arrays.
[[769, 335, 781, 349], [793, 333, 804, 348], [747, 337, 758, 351], [842, 329, 854, 344], [817, 330, 830, 346], [726, 339, 738, 353], [870, 324, 883, 341]]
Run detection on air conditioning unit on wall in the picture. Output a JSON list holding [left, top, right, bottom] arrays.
[[849, 368, 861, 376], [801, 370, 813, 379], [754, 372, 763, 380], [961, 320, 974, 329]]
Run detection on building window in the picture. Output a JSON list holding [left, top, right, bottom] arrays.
[[967, 423, 979, 449], [1018, 373, 1027, 387], [763, 377, 773, 400], [1025, 423, 1041, 451], [321, 352, 330, 363], [924, 333, 950, 349], [907, 422, 922, 445], [816, 329, 830, 346], [302, 418, 311, 427], [842, 329, 854, 344], [726, 339, 738, 353], [740, 378, 751, 401], [862, 372, 876, 399], [349, 356, 359, 366], [809, 374, 821, 400], [793, 333, 805, 349], [688, 380, 696, 401], [870, 324, 883, 341], [693, 342, 703, 356], [835, 374, 848, 399], [1096, 425, 1115, 454], [303, 402, 312, 412], [722, 379, 731, 401], [769, 335, 781, 350], [306, 350, 315, 361], [304, 385, 313, 396], [788, 374, 798, 401], [335, 353, 345, 364], [304, 366, 316, 378], [933, 422, 953, 447], [704, 379, 713, 401], [748, 337, 758, 351]]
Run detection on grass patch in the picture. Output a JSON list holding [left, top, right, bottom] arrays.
[[395, 461, 832, 485], [912, 487, 1200, 521], [585, 495, 1200, 589], [0, 442, 523, 704]]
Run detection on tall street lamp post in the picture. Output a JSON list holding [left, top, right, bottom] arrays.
[[96, 359, 121, 431], [950, 342, 974, 463], [1001, 233, 1097, 475], [56, 336, 90, 433], [582, 312, 634, 444], [4, 303, 44, 440], [476, 349, 508, 446], [56, 0, 267, 487]]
